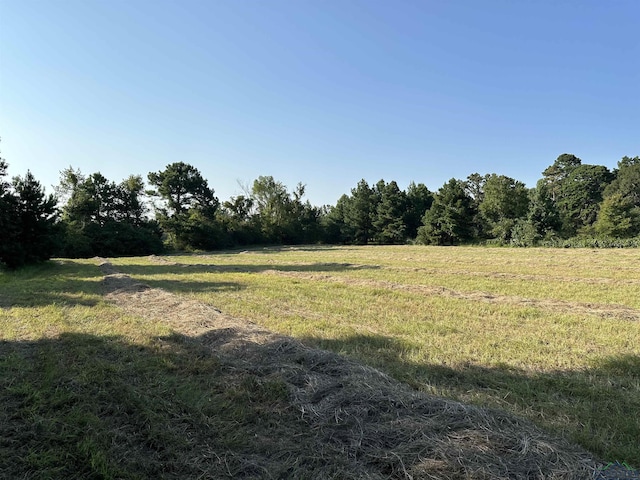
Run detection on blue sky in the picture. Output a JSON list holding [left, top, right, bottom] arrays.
[[1, 0, 638, 206]]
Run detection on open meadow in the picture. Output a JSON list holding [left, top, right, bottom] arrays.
[[2, 245, 639, 479]]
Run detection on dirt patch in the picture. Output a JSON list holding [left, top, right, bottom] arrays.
[[95, 258, 610, 479], [262, 270, 640, 321]]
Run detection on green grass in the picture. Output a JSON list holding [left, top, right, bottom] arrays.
[[0, 261, 306, 479], [2, 246, 640, 476], [112, 246, 640, 466]]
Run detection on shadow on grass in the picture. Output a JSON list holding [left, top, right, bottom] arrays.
[[0, 330, 605, 480], [303, 333, 640, 469], [0, 260, 105, 309], [201, 245, 344, 255], [135, 278, 246, 294], [110, 260, 378, 293], [118, 261, 379, 276], [0, 260, 249, 306], [0, 332, 311, 480]]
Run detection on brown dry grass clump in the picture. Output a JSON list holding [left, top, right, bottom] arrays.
[[98, 259, 603, 479]]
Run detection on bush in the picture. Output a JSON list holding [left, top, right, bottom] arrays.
[[509, 220, 541, 247], [57, 220, 164, 258], [541, 236, 640, 248]]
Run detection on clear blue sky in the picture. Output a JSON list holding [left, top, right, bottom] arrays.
[[1, 0, 638, 206]]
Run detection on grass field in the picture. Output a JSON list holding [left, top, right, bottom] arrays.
[[1, 261, 307, 478], [113, 246, 640, 463], [2, 245, 639, 478]]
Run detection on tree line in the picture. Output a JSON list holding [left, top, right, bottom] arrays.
[[1, 152, 639, 268]]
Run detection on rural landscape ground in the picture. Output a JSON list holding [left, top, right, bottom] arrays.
[[1, 245, 639, 479]]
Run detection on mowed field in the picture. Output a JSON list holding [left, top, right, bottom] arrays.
[[2, 245, 640, 478], [113, 246, 640, 464]]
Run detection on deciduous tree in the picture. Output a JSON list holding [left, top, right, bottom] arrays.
[[557, 164, 613, 235], [526, 179, 561, 241], [594, 193, 640, 238], [595, 156, 640, 238], [478, 174, 530, 242], [604, 156, 640, 207]]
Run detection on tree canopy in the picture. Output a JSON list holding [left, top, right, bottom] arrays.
[[2, 150, 639, 268], [0, 163, 58, 269], [417, 179, 475, 245]]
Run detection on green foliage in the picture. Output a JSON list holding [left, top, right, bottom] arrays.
[[5, 149, 640, 255], [604, 156, 640, 209], [594, 193, 640, 238], [541, 153, 582, 201], [12, 172, 59, 263], [526, 179, 561, 241], [590, 157, 640, 240], [249, 177, 321, 245], [148, 162, 218, 216], [290, 192, 323, 245], [373, 180, 408, 244], [0, 159, 18, 265], [509, 219, 540, 247], [321, 195, 355, 244], [464, 172, 488, 206], [536, 154, 621, 239], [323, 180, 412, 245], [463, 173, 490, 239], [148, 162, 219, 250], [346, 179, 377, 244], [557, 164, 613, 235], [324, 179, 426, 245], [251, 175, 292, 243], [478, 174, 530, 242], [417, 179, 475, 245], [617, 155, 640, 170], [404, 182, 433, 239], [479, 174, 529, 223], [58, 169, 146, 227], [0, 164, 58, 269], [542, 236, 640, 248], [57, 168, 163, 257], [220, 195, 261, 246]]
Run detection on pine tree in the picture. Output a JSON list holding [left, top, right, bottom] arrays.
[[417, 179, 475, 245], [0, 168, 58, 268]]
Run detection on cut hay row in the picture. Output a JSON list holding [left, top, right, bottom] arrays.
[[98, 259, 603, 479], [142, 255, 640, 321], [110, 247, 640, 468], [259, 269, 640, 322]]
